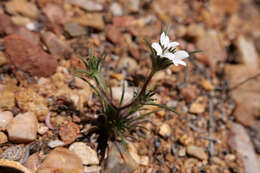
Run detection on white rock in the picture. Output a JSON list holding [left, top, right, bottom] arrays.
[[84, 166, 101, 173], [158, 123, 172, 137], [69, 142, 99, 165], [0, 111, 13, 130], [48, 140, 65, 148], [110, 2, 123, 16], [7, 112, 38, 143]]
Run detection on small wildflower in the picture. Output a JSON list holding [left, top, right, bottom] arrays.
[[152, 32, 189, 66]]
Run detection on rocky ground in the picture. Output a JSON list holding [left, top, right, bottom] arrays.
[[0, 0, 259, 173]]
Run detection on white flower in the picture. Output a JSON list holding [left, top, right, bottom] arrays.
[[152, 32, 189, 66]]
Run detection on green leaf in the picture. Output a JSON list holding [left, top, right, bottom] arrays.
[[166, 22, 172, 35], [128, 111, 158, 124], [188, 50, 203, 55], [145, 103, 179, 115], [119, 81, 126, 107], [117, 130, 127, 149], [77, 55, 88, 68]]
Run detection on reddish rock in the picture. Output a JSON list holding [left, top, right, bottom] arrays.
[[112, 16, 135, 27], [106, 25, 122, 44], [4, 34, 58, 77], [233, 103, 256, 127], [0, 14, 17, 35], [180, 86, 198, 103], [16, 27, 40, 45], [37, 147, 84, 173], [42, 3, 68, 24], [24, 152, 40, 173], [59, 122, 80, 145], [41, 31, 72, 58]]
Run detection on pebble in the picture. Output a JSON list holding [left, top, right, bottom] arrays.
[[0, 145, 24, 161], [84, 166, 101, 173], [179, 134, 194, 146], [180, 86, 198, 103], [37, 123, 49, 135], [67, 0, 103, 11], [42, 3, 67, 24], [24, 152, 40, 173], [41, 31, 72, 58], [0, 82, 17, 110], [72, 13, 104, 30], [10, 15, 30, 27], [69, 142, 99, 165], [112, 86, 135, 105], [0, 51, 7, 66], [0, 111, 14, 131], [178, 147, 186, 157], [117, 56, 138, 74], [0, 14, 17, 35], [0, 159, 32, 173], [186, 145, 208, 160], [235, 35, 259, 69], [48, 140, 65, 148], [7, 112, 38, 143], [228, 122, 260, 173], [189, 102, 206, 114], [106, 25, 122, 44], [15, 87, 49, 120], [59, 122, 80, 144], [5, 0, 39, 18], [37, 147, 84, 173], [158, 123, 172, 137], [110, 2, 123, 16], [64, 22, 86, 37], [200, 79, 214, 91], [4, 34, 58, 77], [0, 132, 8, 144]]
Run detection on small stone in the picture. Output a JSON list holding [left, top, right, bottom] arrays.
[[15, 87, 49, 120], [11, 16, 31, 26], [0, 111, 14, 131], [7, 112, 38, 143], [139, 156, 149, 166], [112, 86, 135, 105], [24, 152, 40, 173], [228, 122, 260, 173], [48, 140, 65, 148], [0, 14, 17, 35], [117, 56, 138, 74], [180, 85, 198, 103], [235, 35, 259, 69], [67, 0, 103, 11], [0, 159, 32, 173], [127, 142, 140, 165], [186, 145, 208, 160], [59, 122, 80, 144], [0, 51, 7, 66], [5, 0, 39, 18], [210, 0, 239, 14], [37, 147, 84, 173], [178, 147, 186, 157], [72, 13, 104, 30], [158, 123, 172, 137], [69, 142, 99, 165], [233, 103, 255, 127], [110, 2, 123, 16], [0, 132, 8, 144], [42, 3, 68, 24], [127, 0, 140, 12], [4, 34, 58, 77], [64, 22, 86, 37], [201, 79, 214, 91], [0, 145, 24, 161], [189, 102, 206, 114], [84, 166, 101, 173], [37, 123, 49, 135], [113, 16, 135, 27], [41, 31, 72, 58], [106, 25, 122, 44], [179, 134, 194, 146], [0, 82, 17, 110]]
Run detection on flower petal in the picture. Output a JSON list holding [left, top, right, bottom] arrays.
[[152, 42, 162, 56], [163, 52, 175, 60], [174, 50, 189, 60], [167, 42, 179, 48], [160, 32, 169, 47]]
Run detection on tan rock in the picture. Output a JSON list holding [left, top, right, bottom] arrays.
[[0, 51, 7, 66], [187, 145, 208, 160], [158, 123, 172, 137], [16, 87, 49, 120], [0, 81, 17, 110], [235, 35, 259, 69], [0, 132, 8, 144], [37, 147, 84, 173], [24, 152, 40, 173], [69, 142, 99, 165], [189, 102, 206, 114], [7, 112, 38, 143], [117, 56, 138, 74], [5, 0, 39, 18], [11, 15, 31, 26], [0, 111, 14, 130], [72, 13, 104, 30], [201, 79, 214, 91], [210, 0, 239, 14]]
